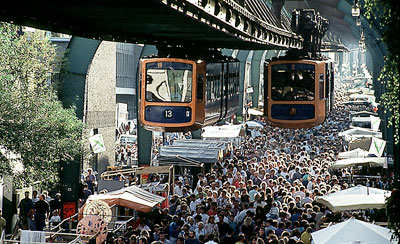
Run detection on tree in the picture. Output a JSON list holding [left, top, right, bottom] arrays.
[[364, 0, 400, 241], [0, 23, 84, 189], [364, 0, 400, 144]]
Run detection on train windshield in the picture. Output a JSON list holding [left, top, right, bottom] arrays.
[[145, 62, 193, 102], [270, 63, 315, 101]]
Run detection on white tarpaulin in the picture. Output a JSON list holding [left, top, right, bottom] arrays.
[[202, 125, 242, 138], [311, 218, 395, 244], [316, 185, 390, 211], [89, 134, 106, 153], [338, 148, 369, 159], [330, 157, 387, 169], [369, 137, 386, 157]]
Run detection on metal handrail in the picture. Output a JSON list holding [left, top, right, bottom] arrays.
[[112, 216, 136, 234], [50, 212, 79, 231]]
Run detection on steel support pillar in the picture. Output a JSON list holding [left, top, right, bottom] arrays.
[[234, 50, 251, 118], [59, 37, 101, 220], [338, 51, 344, 76], [192, 129, 202, 139], [59, 37, 101, 119], [250, 50, 267, 108], [136, 45, 158, 166]]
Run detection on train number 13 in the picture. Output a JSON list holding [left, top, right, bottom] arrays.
[[164, 109, 173, 118]]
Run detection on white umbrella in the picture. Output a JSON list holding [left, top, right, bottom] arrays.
[[312, 218, 394, 244], [338, 148, 369, 159], [316, 185, 390, 211], [245, 121, 263, 128], [330, 157, 386, 169]]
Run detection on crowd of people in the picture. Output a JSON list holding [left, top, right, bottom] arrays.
[[17, 190, 62, 231], [105, 83, 383, 244], [11, 81, 384, 244]]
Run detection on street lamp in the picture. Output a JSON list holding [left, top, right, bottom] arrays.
[[356, 16, 361, 26], [352, 0, 360, 17]]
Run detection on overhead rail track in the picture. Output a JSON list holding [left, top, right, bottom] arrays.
[[0, 0, 302, 50]]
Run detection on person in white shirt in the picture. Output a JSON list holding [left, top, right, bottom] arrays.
[[204, 234, 218, 244], [174, 181, 183, 197], [197, 174, 207, 188], [301, 192, 313, 206], [307, 178, 316, 191]]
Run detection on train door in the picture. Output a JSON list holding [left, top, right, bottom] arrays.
[[219, 61, 228, 122], [227, 61, 240, 116], [195, 61, 206, 125], [317, 62, 326, 124], [263, 61, 269, 118], [330, 62, 335, 111], [325, 62, 331, 113]]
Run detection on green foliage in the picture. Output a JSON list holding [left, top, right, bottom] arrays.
[[0, 23, 84, 189], [385, 189, 400, 242], [364, 0, 400, 144], [364, 0, 400, 241]]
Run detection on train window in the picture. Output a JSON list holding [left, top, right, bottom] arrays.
[[270, 63, 315, 101], [319, 73, 324, 100], [145, 62, 193, 103], [197, 74, 204, 102]]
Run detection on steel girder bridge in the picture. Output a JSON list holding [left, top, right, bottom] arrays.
[[0, 0, 303, 50]]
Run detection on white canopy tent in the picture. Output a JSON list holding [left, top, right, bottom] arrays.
[[346, 87, 375, 96], [338, 148, 369, 159], [248, 108, 263, 116], [87, 185, 165, 213], [245, 121, 263, 128], [202, 124, 242, 138], [202, 124, 243, 146], [311, 218, 395, 244], [339, 127, 382, 141], [316, 185, 390, 211], [349, 94, 376, 102], [330, 157, 386, 169]]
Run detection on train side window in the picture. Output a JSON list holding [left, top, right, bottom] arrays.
[[319, 73, 324, 100], [197, 74, 204, 102]]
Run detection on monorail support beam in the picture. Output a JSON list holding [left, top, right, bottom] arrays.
[[192, 130, 202, 139], [337, 51, 343, 76], [250, 50, 267, 109], [235, 50, 251, 119], [59, 37, 101, 220], [137, 45, 158, 167]]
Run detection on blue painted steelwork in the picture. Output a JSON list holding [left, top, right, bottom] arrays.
[[271, 104, 315, 120], [60, 37, 101, 119]]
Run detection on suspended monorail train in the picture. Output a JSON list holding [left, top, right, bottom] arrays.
[[139, 57, 240, 132], [264, 58, 334, 128]]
